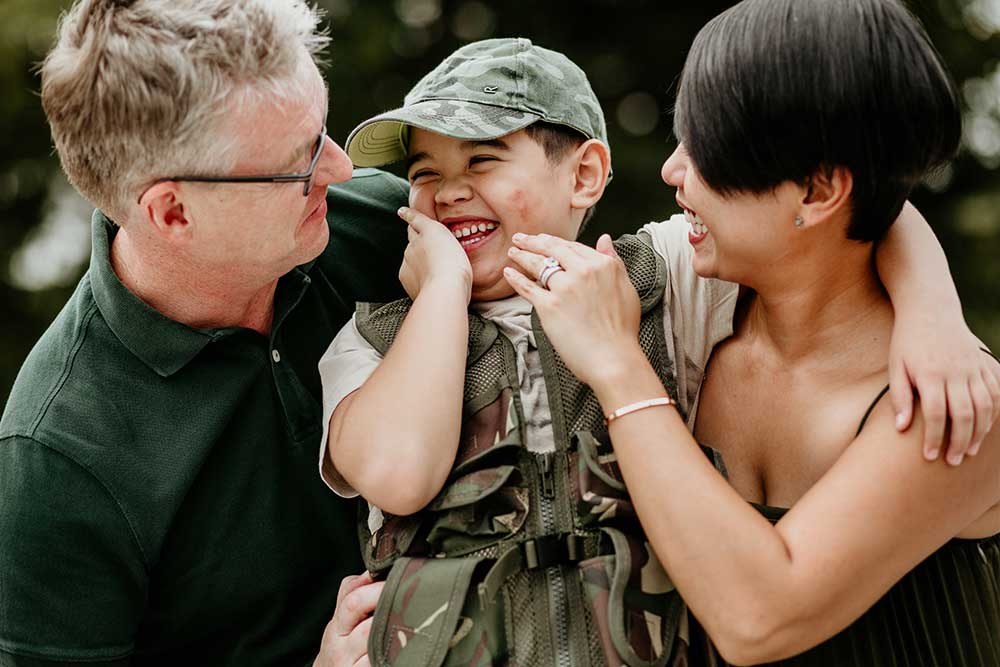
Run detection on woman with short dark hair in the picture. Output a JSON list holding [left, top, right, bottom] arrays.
[[503, 0, 1000, 663]]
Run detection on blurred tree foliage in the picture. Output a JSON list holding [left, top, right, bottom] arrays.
[[1, 0, 998, 407]]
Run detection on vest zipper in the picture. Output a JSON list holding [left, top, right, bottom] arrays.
[[536, 451, 571, 666], [539, 451, 556, 498]]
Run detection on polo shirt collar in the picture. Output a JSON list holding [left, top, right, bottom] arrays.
[[89, 210, 224, 378]]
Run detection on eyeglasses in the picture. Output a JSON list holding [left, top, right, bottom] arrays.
[[137, 123, 328, 203]]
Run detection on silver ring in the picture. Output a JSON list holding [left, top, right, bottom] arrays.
[[537, 256, 565, 289]]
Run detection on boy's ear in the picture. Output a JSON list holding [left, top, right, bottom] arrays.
[[798, 165, 853, 230], [569, 139, 611, 211]]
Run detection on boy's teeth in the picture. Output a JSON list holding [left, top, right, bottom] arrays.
[[452, 222, 497, 240]]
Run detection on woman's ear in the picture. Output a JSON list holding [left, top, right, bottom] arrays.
[[570, 139, 612, 212], [798, 165, 853, 229]]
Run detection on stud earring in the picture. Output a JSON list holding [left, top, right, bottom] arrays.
[[794, 216, 804, 228]]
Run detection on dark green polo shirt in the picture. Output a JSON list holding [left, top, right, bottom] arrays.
[[0, 169, 409, 666]]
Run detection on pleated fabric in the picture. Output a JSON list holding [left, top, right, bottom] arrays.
[[700, 504, 1000, 666]]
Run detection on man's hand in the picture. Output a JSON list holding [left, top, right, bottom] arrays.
[[397, 206, 473, 303], [314, 572, 384, 667]]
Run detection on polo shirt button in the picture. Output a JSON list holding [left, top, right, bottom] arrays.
[[271, 349, 281, 363]]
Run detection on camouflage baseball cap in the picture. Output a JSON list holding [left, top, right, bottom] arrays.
[[345, 38, 609, 172]]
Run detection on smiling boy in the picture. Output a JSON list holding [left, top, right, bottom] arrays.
[[315, 39, 993, 667], [318, 39, 694, 666]]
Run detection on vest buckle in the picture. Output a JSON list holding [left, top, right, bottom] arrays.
[[522, 533, 582, 570]]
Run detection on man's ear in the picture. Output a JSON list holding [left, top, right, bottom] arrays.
[[138, 181, 193, 241], [799, 165, 853, 229], [569, 139, 611, 211]]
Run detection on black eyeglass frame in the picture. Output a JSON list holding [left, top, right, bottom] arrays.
[[137, 122, 328, 204]]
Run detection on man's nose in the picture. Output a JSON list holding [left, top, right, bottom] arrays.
[[315, 138, 353, 188]]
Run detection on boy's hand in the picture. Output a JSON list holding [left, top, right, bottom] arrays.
[[889, 316, 1000, 465], [397, 206, 473, 303]]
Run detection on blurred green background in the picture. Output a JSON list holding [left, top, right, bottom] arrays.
[[1, 0, 998, 406]]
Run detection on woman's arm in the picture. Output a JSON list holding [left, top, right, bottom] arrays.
[[588, 352, 1000, 664], [877, 203, 1000, 463], [328, 208, 471, 515], [503, 233, 1000, 664]]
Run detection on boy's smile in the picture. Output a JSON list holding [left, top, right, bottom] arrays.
[[441, 215, 500, 249], [406, 127, 581, 302]]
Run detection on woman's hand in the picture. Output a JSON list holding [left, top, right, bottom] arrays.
[[397, 206, 472, 303], [888, 315, 1000, 465], [504, 232, 645, 388]]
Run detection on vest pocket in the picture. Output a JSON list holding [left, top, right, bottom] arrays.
[[369, 555, 506, 667], [572, 431, 641, 532], [579, 527, 684, 667], [364, 461, 530, 573], [425, 465, 530, 556]]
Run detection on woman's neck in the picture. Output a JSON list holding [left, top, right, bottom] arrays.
[[110, 228, 277, 336], [738, 238, 894, 373]]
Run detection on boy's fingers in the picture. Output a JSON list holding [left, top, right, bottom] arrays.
[[888, 360, 914, 432], [397, 206, 437, 233], [985, 366, 1000, 424], [944, 379, 974, 466], [919, 381, 947, 461], [968, 378, 993, 456]]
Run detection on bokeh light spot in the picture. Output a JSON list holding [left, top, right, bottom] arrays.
[[616, 92, 660, 137], [450, 1, 496, 41]]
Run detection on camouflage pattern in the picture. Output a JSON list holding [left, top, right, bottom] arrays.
[[356, 234, 688, 667], [370, 556, 505, 667], [346, 37, 609, 171]]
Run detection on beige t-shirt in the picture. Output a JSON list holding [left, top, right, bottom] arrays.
[[317, 214, 738, 510]]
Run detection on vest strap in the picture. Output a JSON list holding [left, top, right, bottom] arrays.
[[476, 533, 607, 610]]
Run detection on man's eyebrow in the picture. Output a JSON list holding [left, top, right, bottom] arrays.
[[276, 133, 320, 173], [277, 103, 329, 173]]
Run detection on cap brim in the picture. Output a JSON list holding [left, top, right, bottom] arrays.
[[345, 100, 542, 168]]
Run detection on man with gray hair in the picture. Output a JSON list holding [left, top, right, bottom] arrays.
[[0, 0, 404, 664]]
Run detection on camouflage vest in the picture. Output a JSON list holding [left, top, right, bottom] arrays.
[[355, 233, 688, 667]]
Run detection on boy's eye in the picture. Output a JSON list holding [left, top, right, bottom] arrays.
[[469, 155, 498, 167], [408, 169, 437, 183]]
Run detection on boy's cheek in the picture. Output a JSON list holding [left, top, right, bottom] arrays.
[[407, 190, 438, 221]]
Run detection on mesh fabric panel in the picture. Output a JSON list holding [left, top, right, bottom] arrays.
[[464, 337, 506, 403], [356, 299, 413, 353], [506, 570, 547, 667]]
